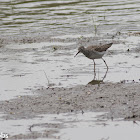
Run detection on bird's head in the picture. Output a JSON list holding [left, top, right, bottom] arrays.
[[74, 46, 85, 57]]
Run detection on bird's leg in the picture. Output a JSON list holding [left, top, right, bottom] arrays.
[[93, 59, 96, 74], [102, 58, 108, 70], [102, 68, 108, 81]]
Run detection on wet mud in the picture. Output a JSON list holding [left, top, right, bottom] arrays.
[[0, 82, 140, 139], [0, 82, 140, 120], [0, 31, 140, 139], [1, 0, 140, 139]]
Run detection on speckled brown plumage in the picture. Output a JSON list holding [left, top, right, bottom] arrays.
[[86, 43, 113, 52]]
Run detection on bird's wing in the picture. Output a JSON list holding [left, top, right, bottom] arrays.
[[87, 43, 113, 52]]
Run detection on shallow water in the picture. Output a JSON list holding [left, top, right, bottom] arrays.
[[0, 0, 140, 36], [1, 1, 140, 140], [0, 0, 140, 100], [1, 112, 140, 140], [0, 35, 140, 100]]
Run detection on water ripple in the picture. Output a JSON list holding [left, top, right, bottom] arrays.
[[0, 0, 140, 35]]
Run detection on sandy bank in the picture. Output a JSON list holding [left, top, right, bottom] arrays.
[[0, 82, 140, 121]]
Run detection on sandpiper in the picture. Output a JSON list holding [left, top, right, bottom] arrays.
[[74, 43, 113, 72]]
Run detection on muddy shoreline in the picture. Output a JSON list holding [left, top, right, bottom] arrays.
[[0, 32, 140, 139], [0, 82, 140, 121], [1, 0, 140, 139]]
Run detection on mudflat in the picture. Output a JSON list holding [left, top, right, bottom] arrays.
[[0, 82, 140, 121]]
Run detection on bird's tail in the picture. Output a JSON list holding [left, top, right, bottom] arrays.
[[107, 43, 113, 46]]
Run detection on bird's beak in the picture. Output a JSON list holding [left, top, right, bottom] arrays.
[[74, 51, 80, 57]]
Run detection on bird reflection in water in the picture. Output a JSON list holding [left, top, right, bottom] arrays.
[[88, 68, 108, 86]]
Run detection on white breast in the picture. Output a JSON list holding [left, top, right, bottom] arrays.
[[88, 51, 106, 59]]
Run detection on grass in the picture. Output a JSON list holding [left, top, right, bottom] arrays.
[[43, 70, 50, 87], [92, 17, 100, 36]]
